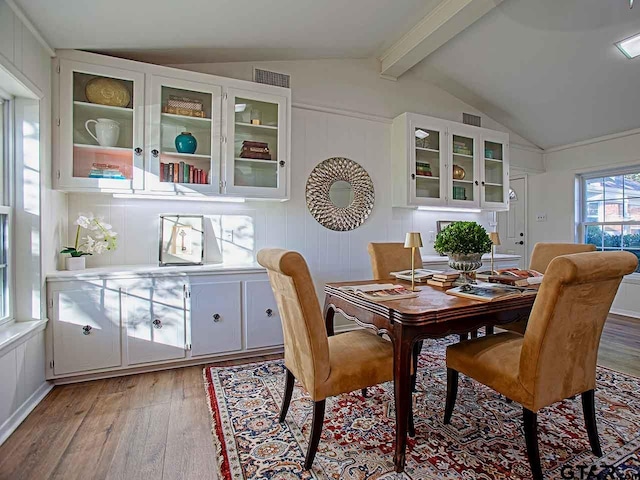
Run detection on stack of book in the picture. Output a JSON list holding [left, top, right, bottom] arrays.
[[160, 161, 208, 184], [240, 141, 271, 160], [88, 163, 126, 179], [427, 272, 460, 288]]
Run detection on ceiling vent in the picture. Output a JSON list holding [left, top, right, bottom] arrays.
[[253, 68, 290, 89], [463, 113, 481, 127]]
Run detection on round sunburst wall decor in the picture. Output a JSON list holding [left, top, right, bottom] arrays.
[[305, 157, 374, 232]]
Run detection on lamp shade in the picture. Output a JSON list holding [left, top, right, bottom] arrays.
[[404, 232, 423, 248], [490, 232, 501, 246]]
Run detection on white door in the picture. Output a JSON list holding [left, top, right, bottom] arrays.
[[497, 177, 527, 268], [146, 75, 222, 193], [224, 88, 288, 198], [244, 280, 283, 349], [190, 280, 242, 357], [52, 285, 121, 375], [123, 278, 187, 365]]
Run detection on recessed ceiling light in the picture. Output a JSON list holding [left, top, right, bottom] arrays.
[[615, 32, 640, 58], [415, 129, 429, 139]]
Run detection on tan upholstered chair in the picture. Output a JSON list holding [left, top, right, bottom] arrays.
[[368, 242, 423, 279], [257, 248, 400, 470], [501, 242, 597, 334], [444, 251, 637, 480]]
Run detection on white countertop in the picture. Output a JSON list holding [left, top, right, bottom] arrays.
[[46, 262, 266, 282], [422, 253, 521, 264]]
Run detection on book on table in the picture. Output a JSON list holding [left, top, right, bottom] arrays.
[[482, 268, 543, 287], [446, 282, 538, 302], [391, 269, 443, 282], [432, 271, 461, 281], [338, 284, 419, 301], [427, 278, 455, 288]]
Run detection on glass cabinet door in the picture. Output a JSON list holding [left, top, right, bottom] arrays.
[[481, 133, 509, 208], [448, 125, 480, 208], [58, 59, 145, 190], [147, 76, 221, 192], [409, 120, 447, 206], [225, 88, 287, 198]]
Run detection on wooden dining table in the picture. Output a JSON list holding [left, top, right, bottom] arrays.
[[323, 279, 536, 473]]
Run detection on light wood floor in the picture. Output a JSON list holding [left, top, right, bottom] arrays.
[[0, 316, 637, 480]]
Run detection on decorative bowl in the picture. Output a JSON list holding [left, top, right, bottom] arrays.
[[452, 165, 466, 180], [85, 77, 130, 107]]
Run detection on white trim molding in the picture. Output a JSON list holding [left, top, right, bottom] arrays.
[[0, 381, 52, 446], [4, 0, 55, 58]]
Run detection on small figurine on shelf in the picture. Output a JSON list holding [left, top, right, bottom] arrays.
[[250, 109, 262, 125]]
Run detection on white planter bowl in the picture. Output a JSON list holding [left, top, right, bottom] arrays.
[[65, 256, 86, 271]]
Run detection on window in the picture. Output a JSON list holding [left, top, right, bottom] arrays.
[[0, 98, 10, 324], [581, 170, 640, 273]]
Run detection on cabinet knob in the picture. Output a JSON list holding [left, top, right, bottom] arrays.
[[475, 180, 479, 186], [152, 319, 162, 329], [151, 149, 159, 158], [517, 241, 524, 245], [481, 181, 485, 186], [266, 308, 273, 317], [279, 160, 285, 167], [82, 325, 92, 335], [411, 173, 416, 180], [213, 313, 221, 322], [134, 147, 142, 156]]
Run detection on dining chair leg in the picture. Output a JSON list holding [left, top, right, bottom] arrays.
[[411, 340, 423, 392], [304, 400, 326, 470], [279, 368, 295, 423], [523, 408, 544, 480], [444, 368, 459, 424], [408, 394, 416, 437], [459, 333, 469, 341], [581, 389, 602, 457]]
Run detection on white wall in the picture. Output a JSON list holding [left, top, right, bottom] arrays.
[[529, 129, 640, 317], [0, 0, 56, 445]]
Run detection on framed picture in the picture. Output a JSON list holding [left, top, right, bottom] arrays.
[[159, 215, 204, 266], [436, 220, 456, 234]]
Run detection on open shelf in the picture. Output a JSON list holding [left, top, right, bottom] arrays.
[[415, 147, 439, 153], [453, 179, 473, 184], [484, 157, 503, 163], [73, 101, 132, 113], [453, 152, 473, 159], [485, 182, 503, 187], [235, 122, 278, 131], [161, 151, 211, 160], [235, 158, 277, 165], [416, 175, 439, 180]]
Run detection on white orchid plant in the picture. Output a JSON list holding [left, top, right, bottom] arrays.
[[60, 213, 118, 257]]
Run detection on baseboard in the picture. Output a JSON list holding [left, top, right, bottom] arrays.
[[0, 381, 53, 447], [609, 309, 640, 321]]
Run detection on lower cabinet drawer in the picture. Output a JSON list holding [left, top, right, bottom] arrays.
[[190, 280, 242, 357], [52, 287, 121, 376], [244, 280, 283, 349]]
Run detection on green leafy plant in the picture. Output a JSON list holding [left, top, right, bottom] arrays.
[[60, 213, 118, 258], [434, 221, 492, 255]]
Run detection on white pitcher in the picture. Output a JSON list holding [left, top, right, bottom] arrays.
[[85, 118, 120, 147]]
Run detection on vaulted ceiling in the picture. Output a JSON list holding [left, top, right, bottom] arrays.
[[14, 0, 640, 149]]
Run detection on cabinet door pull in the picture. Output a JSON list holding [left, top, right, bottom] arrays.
[[411, 173, 416, 180], [213, 313, 221, 322], [279, 160, 286, 167], [152, 319, 162, 329], [481, 181, 485, 186], [134, 147, 142, 156], [82, 325, 92, 335], [266, 308, 273, 317], [151, 149, 159, 158], [474, 180, 479, 186]]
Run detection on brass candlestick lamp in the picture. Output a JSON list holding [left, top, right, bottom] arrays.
[[490, 232, 501, 274], [404, 232, 423, 292]]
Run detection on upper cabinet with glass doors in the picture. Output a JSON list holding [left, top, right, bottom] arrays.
[[53, 50, 291, 200], [57, 59, 145, 191], [392, 112, 509, 210], [224, 89, 288, 199]]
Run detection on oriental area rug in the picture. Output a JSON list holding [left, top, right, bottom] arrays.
[[203, 337, 640, 479]]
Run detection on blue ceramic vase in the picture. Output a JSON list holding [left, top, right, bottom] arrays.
[[175, 132, 197, 154]]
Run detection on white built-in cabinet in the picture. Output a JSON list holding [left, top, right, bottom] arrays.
[[53, 50, 291, 200], [45, 268, 282, 381], [392, 112, 509, 210]]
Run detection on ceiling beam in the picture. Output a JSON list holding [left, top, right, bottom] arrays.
[[379, 0, 503, 79]]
